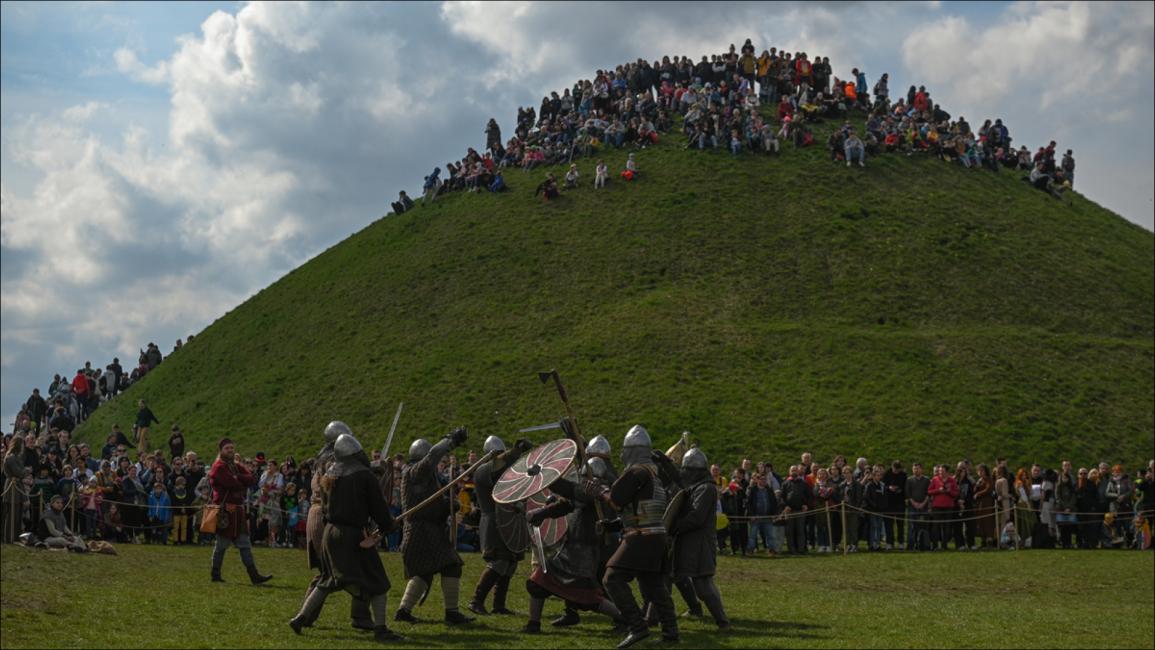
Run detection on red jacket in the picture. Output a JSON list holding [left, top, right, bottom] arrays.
[[209, 457, 255, 506], [929, 475, 958, 509], [71, 372, 89, 397]]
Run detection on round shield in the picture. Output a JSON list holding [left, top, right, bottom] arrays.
[[496, 501, 530, 553], [715, 512, 729, 531], [662, 488, 688, 533], [493, 438, 577, 504], [526, 488, 569, 547]]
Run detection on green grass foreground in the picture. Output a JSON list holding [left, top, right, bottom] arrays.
[[2, 545, 1152, 649]]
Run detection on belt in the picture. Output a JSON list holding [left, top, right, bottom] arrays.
[[323, 518, 361, 528], [624, 526, 665, 537]]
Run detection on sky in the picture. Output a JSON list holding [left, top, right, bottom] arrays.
[[2, 1, 1153, 430]]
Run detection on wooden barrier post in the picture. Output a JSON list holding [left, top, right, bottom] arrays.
[[841, 502, 849, 556]]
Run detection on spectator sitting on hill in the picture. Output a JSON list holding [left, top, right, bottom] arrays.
[[565, 163, 580, 188], [621, 152, 639, 181], [489, 169, 507, 193], [391, 191, 414, 215], [534, 173, 559, 200], [594, 160, 608, 188]]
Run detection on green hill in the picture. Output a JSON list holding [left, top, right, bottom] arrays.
[[77, 116, 1155, 469]]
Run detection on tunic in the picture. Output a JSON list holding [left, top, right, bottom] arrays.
[[208, 457, 255, 539], [306, 444, 334, 570], [400, 438, 462, 578], [671, 480, 718, 579], [316, 460, 393, 597], [528, 477, 604, 606], [606, 463, 667, 572]]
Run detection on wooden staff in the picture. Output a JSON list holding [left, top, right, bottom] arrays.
[[396, 450, 496, 522], [449, 455, 459, 550]]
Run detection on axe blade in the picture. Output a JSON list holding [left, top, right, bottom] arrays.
[[538, 370, 555, 384]]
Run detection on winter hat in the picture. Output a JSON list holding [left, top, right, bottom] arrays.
[[218, 437, 234, 450]]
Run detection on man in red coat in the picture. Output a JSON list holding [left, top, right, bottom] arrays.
[[208, 438, 272, 584]]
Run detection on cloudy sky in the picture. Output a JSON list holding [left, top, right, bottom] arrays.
[[2, 1, 1153, 429]]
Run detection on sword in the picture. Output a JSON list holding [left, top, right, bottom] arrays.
[[519, 420, 564, 434], [531, 524, 548, 573], [381, 402, 404, 458]]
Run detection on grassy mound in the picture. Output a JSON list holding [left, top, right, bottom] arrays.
[[76, 114, 1154, 467], [1, 546, 1152, 649]]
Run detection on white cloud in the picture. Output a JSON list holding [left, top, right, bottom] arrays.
[[2, 1, 1152, 428], [114, 47, 170, 84], [901, 1, 1154, 228]]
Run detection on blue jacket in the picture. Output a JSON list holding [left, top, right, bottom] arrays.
[[148, 491, 173, 523]]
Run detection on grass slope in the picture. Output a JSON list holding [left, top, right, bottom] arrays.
[[1, 545, 1152, 649], [76, 114, 1155, 467]]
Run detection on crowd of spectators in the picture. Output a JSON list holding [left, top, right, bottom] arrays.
[[390, 38, 1077, 213], [4, 421, 1150, 557], [10, 337, 196, 451], [715, 453, 1153, 556]]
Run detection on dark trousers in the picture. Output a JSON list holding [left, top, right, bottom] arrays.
[[1077, 514, 1098, 548], [953, 509, 975, 549], [785, 516, 806, 554], [728, 523, 747, 554], [604, 566, 677, 638], [931, 508, 954, 549], [804, 513, 816, 548], [885, 508, 905, 546]]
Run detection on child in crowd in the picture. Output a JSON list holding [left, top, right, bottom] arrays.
[[170, 476, 193, 544], [621, 153, 638, 181], [1000, 521, 1020, 550], [147, 481, 172, 544], [81, 476, 102, 538], [193, 476, 211, 545], [103, 503, 124, 542], [594, 160, 608, 188], [282, 482, 300, 549], [565, 163, 580, 189]]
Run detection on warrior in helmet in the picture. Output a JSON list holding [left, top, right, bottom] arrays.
[[549, 434, 620, 629], [467, 435, 534, 616], [582, 425, 678, 648], [520, 438, 624, 635], [395, 427, 474, 626], [669, 447, 730, 629], [289, 432, 401, 642], [298, 421, 373, 630]]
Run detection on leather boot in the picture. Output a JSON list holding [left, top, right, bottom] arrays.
[[374, 626, 404, 642], [491, 575, 515, 615], [444, 609, 475, 626], [246, 563, 272, 585], [551, 609, 581, 627], [468, 567, 498, 615]]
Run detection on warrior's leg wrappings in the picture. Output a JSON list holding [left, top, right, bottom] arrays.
[[675, 576, 702, 615], [471, 567, 499, 606], [692, 576, 729, 627], [596, 598, 622, 620], [295, 584, 330, 622], [527, 596, 545, 625], [370, 593, 388, 627], [493, 573, 513, 610], [441, 575, 461, 611], [399, 577, 428, 611]]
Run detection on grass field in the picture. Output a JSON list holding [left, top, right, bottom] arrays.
[[2, 544, 1152, 649]]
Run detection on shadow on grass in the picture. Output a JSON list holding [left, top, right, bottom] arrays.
[[723, 617, 831, 640]]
